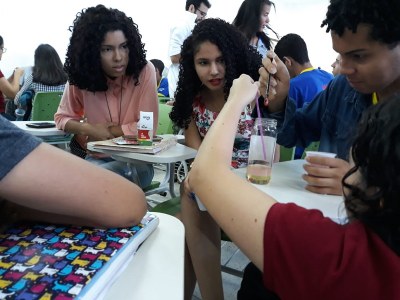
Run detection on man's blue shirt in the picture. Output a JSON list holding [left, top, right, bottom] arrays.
[[266, 75, 372, 160]]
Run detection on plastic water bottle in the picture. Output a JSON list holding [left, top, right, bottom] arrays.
[[15, 107, 26, 121]]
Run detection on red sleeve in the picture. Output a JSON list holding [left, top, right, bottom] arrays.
[[263, 203, 400, 299]]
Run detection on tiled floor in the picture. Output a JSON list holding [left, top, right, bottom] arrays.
[[147, 166, 250, 300]]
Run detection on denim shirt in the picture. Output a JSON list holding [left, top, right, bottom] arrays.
[[264, 75, 372, 160]]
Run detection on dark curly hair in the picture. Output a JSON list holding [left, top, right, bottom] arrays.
[[64, 4, 147, 92], [170, 18, 262, 129], [321, 0, 400, 46], [343, 95, 400, 255]]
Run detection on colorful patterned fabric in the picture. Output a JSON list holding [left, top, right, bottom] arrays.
[[0, 213, 158, 299], [192, 97, 253, 168]]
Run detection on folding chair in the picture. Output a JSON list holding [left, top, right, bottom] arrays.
[[31, 91, 71, 147], [31, 91, 63, 121]]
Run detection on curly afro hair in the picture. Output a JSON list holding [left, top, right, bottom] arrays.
[[64, 4, 147, 92], [343, 95, 400, 255], [321, 0, 400, 45], [170, 18, 262, 129]]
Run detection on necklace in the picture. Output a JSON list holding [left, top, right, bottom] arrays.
[[104, 77, 123, 125]]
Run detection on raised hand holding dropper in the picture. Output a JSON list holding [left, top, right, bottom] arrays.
[[258, 51, 290, 112]]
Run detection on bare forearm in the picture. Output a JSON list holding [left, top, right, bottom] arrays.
[[65, 119, 90, 135], [0, 143, 147, 227], [6, 202, 111, 228], [189, 100, 271, 269], [65, 120, 115, 141], [189, 77, 276, 269], [1, 75, 21, 99]]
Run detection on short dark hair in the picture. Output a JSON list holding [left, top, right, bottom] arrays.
[[64, 5, 147, 92], [274, 33, 310, 65], [0, 35, 3, 46], [321, 0, 400, 45], [185, 0, 211, 11], [150, 59, 165, 74], [343, 94, 400, 255]]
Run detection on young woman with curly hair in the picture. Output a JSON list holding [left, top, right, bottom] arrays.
[[233, 0, 277, 58], [55, 5, 158, 188], [169, 18, 262, 299]]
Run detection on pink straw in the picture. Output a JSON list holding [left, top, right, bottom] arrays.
[[255, 95, 267, 161]]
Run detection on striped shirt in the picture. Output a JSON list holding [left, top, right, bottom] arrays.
[[14, 74, 65, 106]]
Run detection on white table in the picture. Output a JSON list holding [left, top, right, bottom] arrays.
[[235, 160, 347, 224], [87, 140, 197, 198], [11, 121, 71, 146], [103, 212, 185, 300], [11, 121, 65, 137]]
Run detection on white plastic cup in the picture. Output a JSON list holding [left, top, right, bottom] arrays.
[[305, 151, 337, 158], [15, 108, 26, 121], [305, 151, 337, 168]]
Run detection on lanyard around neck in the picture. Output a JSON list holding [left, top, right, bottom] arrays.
[[300, 67, 315, 74], [372, 92, 378, 105]]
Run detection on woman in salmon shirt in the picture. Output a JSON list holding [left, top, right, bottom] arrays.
[[55, 5, 158, 188]]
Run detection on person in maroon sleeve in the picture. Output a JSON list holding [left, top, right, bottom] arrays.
[[242, 0, 400, 297], [188, 73, 400, 300]]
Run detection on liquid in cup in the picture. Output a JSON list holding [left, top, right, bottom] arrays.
[[246, 118, 277, 185], [247, 160, 272, 184]]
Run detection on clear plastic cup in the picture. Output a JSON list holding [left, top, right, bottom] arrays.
[[246, 118, 277, 185]]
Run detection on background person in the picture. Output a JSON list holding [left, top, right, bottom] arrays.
[[274, 33, 333, 158], [233, 0, 278, 59], [14, 44, 67, 120], [55, 5, 158, 189], [166, 0, 211, 99], [150, 58, 169, 97], [170, 18, 262, 300], [0, 35, 24, 119], [331, 54, 341, 76]]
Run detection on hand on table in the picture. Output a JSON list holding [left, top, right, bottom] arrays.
[[85, 122, 116, 141], [302, 156, 351, 195]]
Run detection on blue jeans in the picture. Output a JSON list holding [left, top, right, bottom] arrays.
[[85, 156, 154, 188]]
